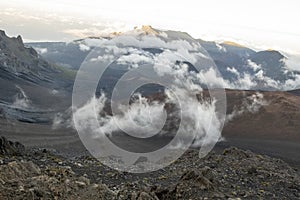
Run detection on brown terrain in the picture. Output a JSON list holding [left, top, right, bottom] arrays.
[[224, 89, 300, 140], [222, 89, 300, 167], [0, 89, 299, 167]]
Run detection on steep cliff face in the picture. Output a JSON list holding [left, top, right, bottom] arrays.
[[0, 30, 73, 121], [0, 30, 38, 64], [0, 30, 62, 84]]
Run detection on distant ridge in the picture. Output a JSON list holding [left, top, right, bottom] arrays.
[[222, 41, 245, 47]]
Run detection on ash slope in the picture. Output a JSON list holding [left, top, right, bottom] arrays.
[[222, 89, 300, 167], [1, 89, 300, 168], [224, 89, 300, 141]]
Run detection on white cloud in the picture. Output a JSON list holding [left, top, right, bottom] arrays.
[[35, 47, 48, 54], [284, 53, 300, 72], [73, 35, 226, 148], [50, 89, 59, 95], [247, 59, 261, 71], [284, 74, 300, 90], [197, 68, 231, 88], [216, 43, 227, 52], [234, 73, 257, 89], [13, 85, 31, 109], [254, 70, 281, 89], [226, 67, 239, 76], [79, 34, 200, 52], [226, 92, 268, 122], [118, 53, 154, 68], [90, 54, 114, 62], [79, 43, 90, 51], [63, 28, 104, 38]]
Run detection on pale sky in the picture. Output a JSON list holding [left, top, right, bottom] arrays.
[[0, 0, 300, 54]]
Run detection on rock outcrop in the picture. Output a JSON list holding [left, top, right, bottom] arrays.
[[0, 136, 25, 156], [0, 137, 299, 199]]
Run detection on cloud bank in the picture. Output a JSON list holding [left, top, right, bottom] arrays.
[[73, 33, 227, 150]]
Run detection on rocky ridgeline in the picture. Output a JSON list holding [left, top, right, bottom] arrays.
[[0, 30, 50, 75], [0, 137, 299, 199], [0, 30, 72, 90]]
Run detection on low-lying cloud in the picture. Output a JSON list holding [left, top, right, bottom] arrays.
[[12, 85, 31, 109], [71, 31, 298, 151], [226, 92, 268, 123], [35, 47, 48, 54], [73, 34, 227, 149]]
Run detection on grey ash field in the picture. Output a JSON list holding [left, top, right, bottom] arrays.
[[0, 27, 300, 199]]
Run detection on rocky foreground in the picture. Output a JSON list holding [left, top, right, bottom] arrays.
[[0, 136, 299, 199]]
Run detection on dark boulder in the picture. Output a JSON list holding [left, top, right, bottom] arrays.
[[0, 136, 25, 155]]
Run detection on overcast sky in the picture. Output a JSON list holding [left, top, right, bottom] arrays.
[[0, 0, 300, 54]]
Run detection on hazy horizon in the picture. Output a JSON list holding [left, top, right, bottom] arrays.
[[1, 0, 300, 55]]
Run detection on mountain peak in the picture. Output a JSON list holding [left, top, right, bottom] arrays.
[[222, 41, 245, 48], [83, 25, 159, 39], [0, 29, 49, 73], [16, 35, 23, 44], [134, 25, 158, 35], [0, 30, 24, 47]]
